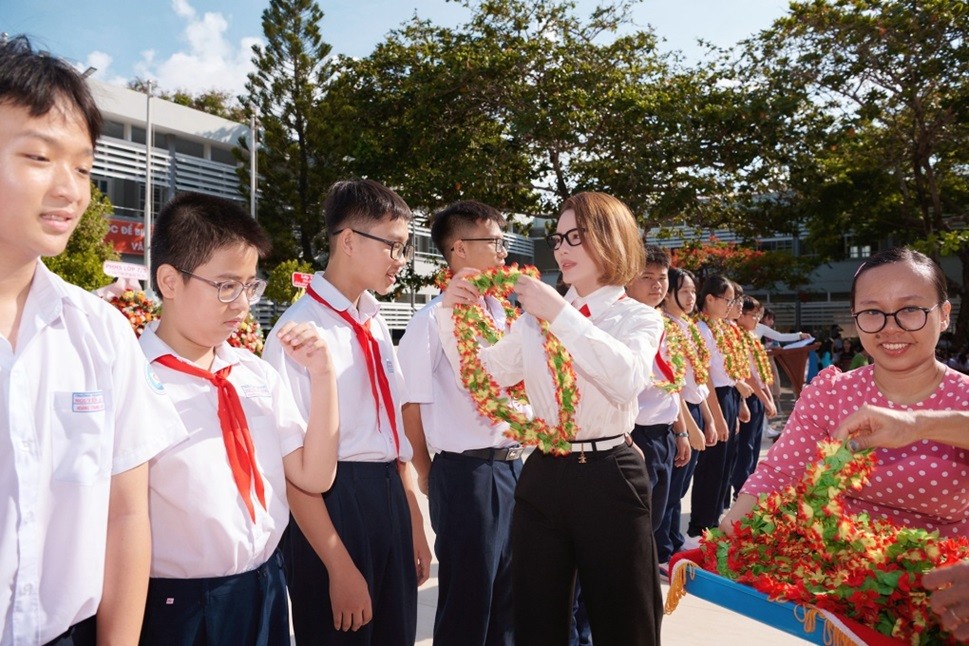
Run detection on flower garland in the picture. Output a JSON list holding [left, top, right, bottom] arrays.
[[651, 318, 688, 394], [227, 312, 265, 356], [701, 440, 969, 644], [447, 264, 580, 455], [105, 290, 159, 337], [697, 314, 750, 382], [669, 313, 711, 387], [435, 267, 526, 402], [748, 331, 774, 386]]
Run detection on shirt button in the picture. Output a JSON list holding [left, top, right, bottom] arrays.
[[21, 584, 32, 594]]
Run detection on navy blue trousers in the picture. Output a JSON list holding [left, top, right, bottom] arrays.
[[140, 551, 289, 646], [429, 451, 520, 646], [631, 423, 675, 547], [44, 616, 96, 646], [656, 403, 703, 561], [730, 395, 766, 500], [688, 386, 740, 536], [285, 461, 417, 646]]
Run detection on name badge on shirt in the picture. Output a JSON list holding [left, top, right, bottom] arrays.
[[72, 391, 106, 413], [241, 384, 272, 399]]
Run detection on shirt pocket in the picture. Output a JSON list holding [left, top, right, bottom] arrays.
[[51, 390, 112, 485]]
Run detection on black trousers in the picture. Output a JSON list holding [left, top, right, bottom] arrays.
[[284, 461, 416, 646], [44, 616, 96, 646], [731, 394, 766, 499], [512, 444, 663, 646], [631, 422, 676, 537], [688, 386, 740, 535], [429, 451, 521, 646], [140, 551, 289, 646]]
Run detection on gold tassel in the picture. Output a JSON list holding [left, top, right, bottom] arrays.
[[664, 562, 697, 614], [795, 605, 857, 646]]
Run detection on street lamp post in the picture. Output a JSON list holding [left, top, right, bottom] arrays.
[[144, 81, 154, 293]]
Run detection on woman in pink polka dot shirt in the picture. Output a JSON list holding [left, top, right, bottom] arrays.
[[721, 247, 969, 539]]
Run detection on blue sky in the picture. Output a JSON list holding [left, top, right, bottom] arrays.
[[2, 0, 790, 96]]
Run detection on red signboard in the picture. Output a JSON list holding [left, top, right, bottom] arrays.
[[292, 272, 313, 288], [104, 218, 145, 256]]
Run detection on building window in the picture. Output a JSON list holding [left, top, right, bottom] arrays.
[[102, 120, 125, 140], [174, 136, 205, 158], [131, 126, 146, 145], [210, 146, 237, 165], [848, 244, 872, 259]]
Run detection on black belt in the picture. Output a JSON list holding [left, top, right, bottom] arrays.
[[451, 446, 524, 461]]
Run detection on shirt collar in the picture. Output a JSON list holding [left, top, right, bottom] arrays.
[[565, 284, 626, 319], [139, 321, 241, 371], [309, 272, 381, 322]]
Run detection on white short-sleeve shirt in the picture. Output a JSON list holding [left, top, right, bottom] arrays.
[[0, 263, 187, 644], [139, 324, 306, 578], [397, 294, 519, 453], [263, 274, 413, 462]]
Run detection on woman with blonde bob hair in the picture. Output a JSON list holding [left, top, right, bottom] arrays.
[[438, 192, 665, 644]]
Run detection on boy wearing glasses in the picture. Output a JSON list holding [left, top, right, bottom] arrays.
[[138, 191, 340, 644], [397, 200, 519, 646], [263, 179, 431, 645], [0, 36, 186, 645]]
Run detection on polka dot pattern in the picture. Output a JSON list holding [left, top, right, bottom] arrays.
[[742, 366, 969, 538]]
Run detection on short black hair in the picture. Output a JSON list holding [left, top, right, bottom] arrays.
[[0, 35, 102, 146], [698, 274, 731, 313], [742, 295, 762, 314], [667, 266, 697, 313], [731, 279, 745, 299], [429, 200, 506, 259], [152, 192, 271, 290], [324, 179, 412, 235], [644, 244, 671, 269], [762, 307, 775, 321], [850, 247, 948, 309]]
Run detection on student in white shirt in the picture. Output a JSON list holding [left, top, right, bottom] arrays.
[[397, 200, 520, 646], [440, 192, 664, 645], [138, 192, 340, 645], [0, 36, 186, 645], [263, 179, 431, 646]]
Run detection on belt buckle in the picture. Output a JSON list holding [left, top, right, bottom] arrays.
[[505, 446, 523, 461]]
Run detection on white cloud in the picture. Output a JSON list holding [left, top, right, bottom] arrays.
[[73, 51, 129, 88], [97, 0, 262, 96]]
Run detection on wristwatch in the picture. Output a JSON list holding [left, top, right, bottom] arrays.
[[674, 431, 689, 438]]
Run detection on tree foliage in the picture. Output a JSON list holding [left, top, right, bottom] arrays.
[[239, 0, 348, 266], [127, 79, 247, 122], [46, 184, 120, 291], [739, 0, 969, 341], [265, 258, 315, 305]]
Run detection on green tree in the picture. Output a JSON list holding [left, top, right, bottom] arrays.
[[265, 258, 314, 305], [46, 184, 120, 291], [127, 80, 247, 122], [738, 0, 969, 342], [239, 0, 347, 266]]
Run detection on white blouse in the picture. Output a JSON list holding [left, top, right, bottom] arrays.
[[435, 285, 663, 442]]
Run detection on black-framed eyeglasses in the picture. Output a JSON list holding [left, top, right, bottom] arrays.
[[852, 304, 941, 334], [454, 237, 508, 254], [546, 227, 585, 250], [175, 268, 267, 304], [337, 228, 414, 262]]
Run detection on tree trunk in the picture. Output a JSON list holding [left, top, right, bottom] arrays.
[[954, 246, 969, 349]]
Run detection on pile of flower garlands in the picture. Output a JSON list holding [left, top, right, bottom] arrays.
[[105, 290, 159, 337], [227, 312, 265, 356], [700, 440, 968, 644], [447, 264, 580, 455]]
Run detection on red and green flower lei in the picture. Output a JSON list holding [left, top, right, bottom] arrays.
[[668, 313, 711, 387], [697, 315, 750, 382], [747, 331, 774, 386], [652, 317, 688, 394], [702, 440, 969, 644], [443, 264, 580, 455]]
